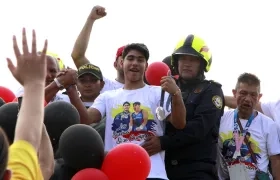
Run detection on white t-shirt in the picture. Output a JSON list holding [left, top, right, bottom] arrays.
[[217, 110, 280, 180], [101, 77, 124, 94], [91, 85, 171, 179], [15, 87, 70, 103], [261, 100, 280, 126]]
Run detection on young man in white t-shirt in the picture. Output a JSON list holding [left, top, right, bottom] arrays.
[[217, 73, 280, 180], [67, 43, 186, 179]]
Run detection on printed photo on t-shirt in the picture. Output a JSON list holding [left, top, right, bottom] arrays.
[[111, 101, 157, 145], [220, 130, 261, 171]]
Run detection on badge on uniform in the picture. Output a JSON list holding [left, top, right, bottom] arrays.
[[228, 163, 251, 180], [212, 95, 223, 109], [193, 87, 202, 94]]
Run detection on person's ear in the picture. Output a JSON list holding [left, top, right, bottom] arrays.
[[145, 62, 148, 71], [100, 80, 105, 89], [120, 59, 124, 68], [232, 89, 237, 98], [113, 61, 117, 69], [258, 93, 263, 101]]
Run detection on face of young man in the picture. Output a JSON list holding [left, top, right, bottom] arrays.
[[122, 50, 147, 82]]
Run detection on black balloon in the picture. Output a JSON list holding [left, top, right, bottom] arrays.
[[44, 101, 80, 152], [59, 124, 104, 170], [0, 102, 18, 143], [50, 158, 77, 180]]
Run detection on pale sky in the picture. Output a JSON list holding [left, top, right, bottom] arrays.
[[0, 0, 279, 101]]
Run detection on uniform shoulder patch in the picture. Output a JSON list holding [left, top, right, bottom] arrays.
[[212, 95, 223, 109]]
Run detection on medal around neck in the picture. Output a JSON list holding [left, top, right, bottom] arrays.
[[156, 106, 165, 121]]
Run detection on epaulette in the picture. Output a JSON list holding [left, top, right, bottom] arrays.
[[208, 80, 222, 87]]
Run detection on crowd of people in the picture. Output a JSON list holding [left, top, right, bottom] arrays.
[[0, 5, 280, 180]]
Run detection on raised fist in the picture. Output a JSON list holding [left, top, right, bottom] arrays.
[[89, 5, 107, 20]]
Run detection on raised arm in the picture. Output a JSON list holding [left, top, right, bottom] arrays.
[[7, 28, 48, 179], [161, 72, 186, 129], [7, 28, 47, 151], [71, 5, 107, 68], [66, 85, 103, 124]]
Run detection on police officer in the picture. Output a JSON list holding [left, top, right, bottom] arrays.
[[167, 34, 225, 179], [143, 34, 225, 180]]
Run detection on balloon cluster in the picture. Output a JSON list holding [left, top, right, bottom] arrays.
[[0, 86, 152, 179], [61, 124, 151, 180]]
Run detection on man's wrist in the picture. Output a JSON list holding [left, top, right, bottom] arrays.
[[66, 86, 79, 96], [87, 17, 96, 23], [54, 78, 64, 90], [47, 81, 60, 92], [24, 81, 45, 89]]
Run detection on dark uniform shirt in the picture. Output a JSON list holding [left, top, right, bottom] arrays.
[[160, 80, 225, 180]]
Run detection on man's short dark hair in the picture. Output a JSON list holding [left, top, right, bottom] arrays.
[[235, 73, 261, 92], [123, 102, 130, 106], [122, 43, 149, 61], [133, 102, 141, 106], [0, 128, 9, 179]]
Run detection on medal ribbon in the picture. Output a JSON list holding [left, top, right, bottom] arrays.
[[233, 109, 254, 159]]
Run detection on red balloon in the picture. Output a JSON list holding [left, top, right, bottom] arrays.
[[102, 143, 151, 180], [145, 62, 170, 86], [0, 86, 15, 103], [72, 168, 109, 180]]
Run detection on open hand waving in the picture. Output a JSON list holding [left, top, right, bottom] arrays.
[[7, 28, 48, 86]]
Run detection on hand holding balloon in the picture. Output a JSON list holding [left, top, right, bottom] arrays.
[[145, 62, 172, 120], [160, 70, 179, 95], [145, 62, 170, 86]]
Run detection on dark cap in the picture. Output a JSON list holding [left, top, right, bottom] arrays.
[[78, 63, 103, 80]]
